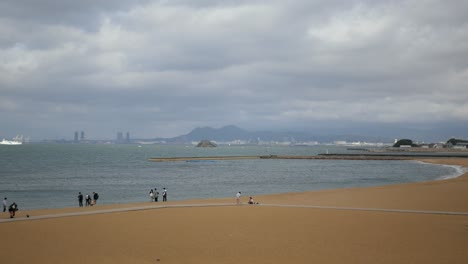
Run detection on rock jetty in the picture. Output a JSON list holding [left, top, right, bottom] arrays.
[[196, 140, 217, 147]]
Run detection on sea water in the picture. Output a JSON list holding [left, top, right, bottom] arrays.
[[0, 144, 464, 210]]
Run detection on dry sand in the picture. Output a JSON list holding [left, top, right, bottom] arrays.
[[1, 158, 468, 264]]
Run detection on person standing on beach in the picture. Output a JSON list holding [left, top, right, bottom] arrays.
[[236, 192, 241, 205], [154, 188, 159, 202], [149, 189, 154, 202], [78, 192, 83, 207], [3, 197, 7, 212], [93, 192, 99, 205], [162, 188, 167, 202], [85, 194, 91, 206]]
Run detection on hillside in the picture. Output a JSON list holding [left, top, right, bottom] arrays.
[[151, 125, 393, 144]]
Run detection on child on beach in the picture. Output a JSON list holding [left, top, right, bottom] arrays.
[[8, 202, 18, 218], [248, 197, 259, 205]]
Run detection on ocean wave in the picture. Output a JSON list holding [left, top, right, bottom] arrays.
[[413, 160, 467, 180], [436, 164, 467, 180]]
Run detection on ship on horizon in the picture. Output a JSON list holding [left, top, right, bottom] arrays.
[[0, 135, 23, 145]]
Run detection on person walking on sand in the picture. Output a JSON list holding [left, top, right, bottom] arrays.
[[3, 197, 7, 212], [8, 202, 18, 218], [236, 191, 241, 205], [78, 192, 83, 207], [149, 189, 154, 202], [162, 188, 167, 202]]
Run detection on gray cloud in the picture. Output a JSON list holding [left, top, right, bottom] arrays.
[[1, 0, 467, 140]]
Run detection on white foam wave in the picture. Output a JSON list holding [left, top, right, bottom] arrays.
[[413, 160, 467, 180], [436, 164, 467, 180]]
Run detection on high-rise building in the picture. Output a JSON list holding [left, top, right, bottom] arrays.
[[74, 131, 79, 143], [126, 132, 130, 143], [117, 132, 123, 142], [80, 131, 85, 141]]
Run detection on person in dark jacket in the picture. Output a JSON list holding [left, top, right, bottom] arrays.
[[78, 192, 84, 207], [162, 188, 167, 202], [93, 192, 99, 205], [8, 202, 18, 218], [154, 188, 159, 202]]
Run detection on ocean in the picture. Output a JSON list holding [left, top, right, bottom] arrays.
[[0, 144, 464, 210]]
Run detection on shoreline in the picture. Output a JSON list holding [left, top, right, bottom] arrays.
[[2, 158, 467, 215], [1, 158, 468, 263], [413, 160, 467, 180], [2, 157, 467, 220]]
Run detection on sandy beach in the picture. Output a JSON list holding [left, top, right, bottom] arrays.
[[1, 158, 468, 264]]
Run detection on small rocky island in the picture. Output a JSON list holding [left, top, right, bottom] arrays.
[[196, 140, 217, 147]]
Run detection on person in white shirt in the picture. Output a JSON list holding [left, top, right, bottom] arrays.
[[236, 192, 241, 205]]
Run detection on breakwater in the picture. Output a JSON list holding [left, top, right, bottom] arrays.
[[148, 155, 412, 162], [148, 156, 262, 162]]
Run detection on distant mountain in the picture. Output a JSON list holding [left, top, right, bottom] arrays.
[[153, 125, 394, 144], [187, 125, 251, 141], [166, 125, 251, 143]]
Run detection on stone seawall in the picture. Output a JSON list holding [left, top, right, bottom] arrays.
[[148, 155, 412, 162]]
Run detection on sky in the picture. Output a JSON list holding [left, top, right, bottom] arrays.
[[1, 0, 467, 141]]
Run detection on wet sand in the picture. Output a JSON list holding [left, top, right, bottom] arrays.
[[1, 158, 468, 263]]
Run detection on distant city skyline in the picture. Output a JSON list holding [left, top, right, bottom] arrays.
[[28, 124, 467, 144]]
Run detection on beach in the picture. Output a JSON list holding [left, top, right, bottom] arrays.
[[1, 158, 468, 263]]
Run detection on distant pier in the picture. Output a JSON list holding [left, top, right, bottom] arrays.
[[148, 156, 263, 162], [148, 154, 415, 162]]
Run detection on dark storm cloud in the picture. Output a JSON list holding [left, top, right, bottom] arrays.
[[0, 0, 150, 30], [1, 0, 467, 140]]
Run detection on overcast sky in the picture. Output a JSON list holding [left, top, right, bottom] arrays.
[[1, 0, 467, 140]]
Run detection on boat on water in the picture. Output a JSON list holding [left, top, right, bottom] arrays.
[[0, 135, 23, 145]]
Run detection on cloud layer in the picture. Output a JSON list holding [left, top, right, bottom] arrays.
[[1, 0, 467, 140]]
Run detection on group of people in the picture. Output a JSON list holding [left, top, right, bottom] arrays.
[[5, 189, 254, 218], [77, 192, 99, 207], [149, 188, 167, 202], [3, 197, 18, 218]]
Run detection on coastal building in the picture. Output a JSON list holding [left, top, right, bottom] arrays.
[[393, 139, 418, 148], [74, 131, 86, 143], [446, 138, 468, 149], [116, 132, 130, 143]]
